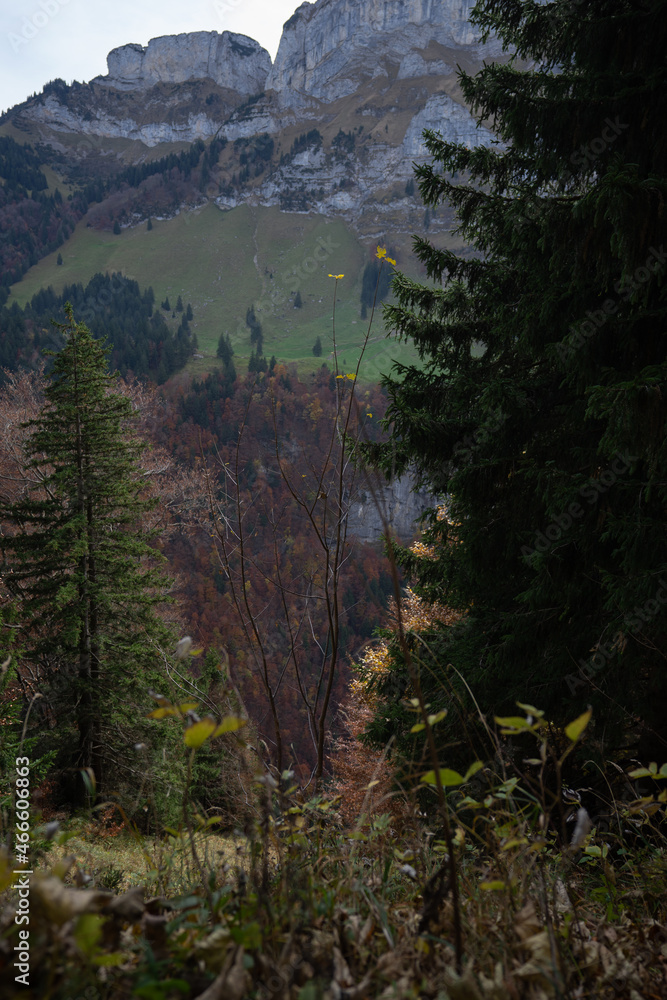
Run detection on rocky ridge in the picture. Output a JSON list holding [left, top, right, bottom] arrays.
[[8, 0, 499, 149], [100, 31, 271, 95], [4, 4, 507, 253], [4, 0, 502, 240], [268, 0, 502, 105]]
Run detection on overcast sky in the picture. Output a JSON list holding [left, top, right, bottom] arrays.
[[1, 0, 304, 115]]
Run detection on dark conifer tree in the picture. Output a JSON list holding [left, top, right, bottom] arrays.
[[0, 306, 174, 799], [366, 0, 667, 764], [216, 333, 234, 365]]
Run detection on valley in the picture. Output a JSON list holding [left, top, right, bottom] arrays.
[[7, 200, 430, 381]]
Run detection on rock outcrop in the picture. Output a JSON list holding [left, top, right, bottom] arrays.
[[4, 0, 503, 236], [98, 31, 271, 95], [347, 473, 435, 545], [267, 0, 502, 105]]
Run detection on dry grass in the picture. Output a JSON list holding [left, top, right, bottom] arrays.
[[44, 825, 249, 896], [1, 768, 666, 999]]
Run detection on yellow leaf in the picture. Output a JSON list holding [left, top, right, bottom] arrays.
[[365, 779, 381, 790], [421, 768, 464, 787], [565, 709, 592, 742], [410, 722, 425, 733], [211, 716, 247, 738], [516, 702, 545, 717], [184, 718, 217, 747], [376, 247, 387, 258], [386, 257, 396, 266], [147, 707, 179, 719], [480, 880, 506, 891], [328, 273, 344, 279], [177, 702, 199, 713], [463, 761, 484, 782], [495, 715, 533, 730]]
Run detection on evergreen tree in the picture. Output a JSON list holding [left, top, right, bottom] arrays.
[[0, 305, 174, 799], [248, 351, 267, 374], [312, 336, 322, 357], [246, 305, 263, 354], [217, 332, 234, 365], [367, 0, 667, 764], [360, 259, 393, 315], [113, 220, 121, 235]]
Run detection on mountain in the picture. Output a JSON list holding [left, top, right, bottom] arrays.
[[267, 0, 502, 103], [2, 0, 502, 240], [0, 0, 508, 386], [0, 0, 501, 545]]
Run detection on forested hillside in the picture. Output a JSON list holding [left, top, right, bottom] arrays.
[[0, 352, 395, 789], [0, 273, 197, 381], [0, 136, 84, 300]]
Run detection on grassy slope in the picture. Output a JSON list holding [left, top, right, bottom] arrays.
[[9, 203, 423, 382]]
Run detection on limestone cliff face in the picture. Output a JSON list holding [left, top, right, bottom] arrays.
[[347, 473, 435, 545], [6, 0, 502, 237], [267, 0, 502, 104], [100, 31, 271, 94]]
